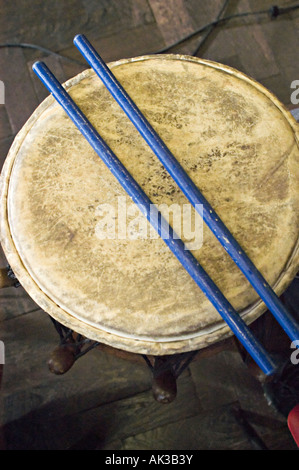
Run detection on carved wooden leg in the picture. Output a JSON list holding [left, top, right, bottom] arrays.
[[48, 318, 100, 375], [152, 356, 177, 404], [48, 341, 77, 375], [0, 266, 20, 288], [146, 351, 199, 404]]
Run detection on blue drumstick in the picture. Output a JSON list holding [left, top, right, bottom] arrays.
[[73, 33, 299, 345], [32, 60, 277, 375]]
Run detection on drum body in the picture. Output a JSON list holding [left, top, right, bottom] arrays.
[[1, 55, 299, 355]]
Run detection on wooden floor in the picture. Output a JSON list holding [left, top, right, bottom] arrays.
[[0, 0, 299, 451]]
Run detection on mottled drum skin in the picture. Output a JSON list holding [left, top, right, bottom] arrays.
[[1, 55, 299, 355]]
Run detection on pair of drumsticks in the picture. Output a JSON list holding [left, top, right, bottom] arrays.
[[33, 34, 299, 375]]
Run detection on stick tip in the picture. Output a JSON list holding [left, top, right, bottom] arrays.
[[32, 60, 45, 74], [73, 34, 86, 46]]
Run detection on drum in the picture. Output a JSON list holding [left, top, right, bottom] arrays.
[[1, 54, 299, 357]]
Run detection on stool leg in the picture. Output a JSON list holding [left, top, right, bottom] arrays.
[[151, 356, 177, 404], [48, 341, 77, 375], [145, 351, 199, 404], [48, 317, 99, 374], [0, 266, 20, 288]]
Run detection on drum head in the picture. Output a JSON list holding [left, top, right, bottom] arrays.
[[1, 55, 299, 354]]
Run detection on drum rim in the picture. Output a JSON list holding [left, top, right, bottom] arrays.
[[1, 54, 299, 355]]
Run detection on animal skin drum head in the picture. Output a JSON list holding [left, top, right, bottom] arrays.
[[1, 54, 299, 355]]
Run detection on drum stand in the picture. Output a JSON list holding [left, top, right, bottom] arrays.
[[1, 264, 299, 420], [47, 315, 199, 404]]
